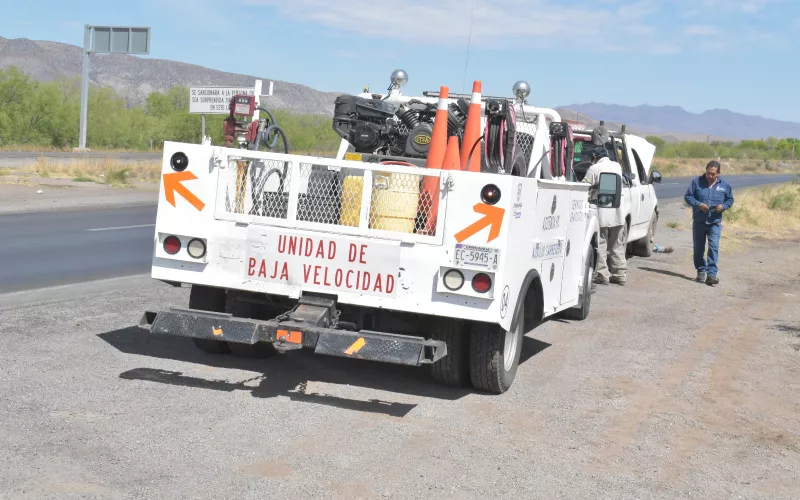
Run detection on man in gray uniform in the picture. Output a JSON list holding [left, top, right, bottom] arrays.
[[582, 146, 627, 285]]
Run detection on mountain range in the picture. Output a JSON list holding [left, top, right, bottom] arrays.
[[0, 36, 340, 115], [1, 35, 798, 141], [557, 103, 800, 142]]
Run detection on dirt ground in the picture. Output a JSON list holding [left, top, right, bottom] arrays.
[[0, 200, 798, 498], [0, 163, 800, 500]]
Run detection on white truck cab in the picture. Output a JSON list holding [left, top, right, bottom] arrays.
[[138, 71, 623, 394], [571, 127, 662, 256]]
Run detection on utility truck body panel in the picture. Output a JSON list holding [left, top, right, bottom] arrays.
[[151, 139, 592, 331]]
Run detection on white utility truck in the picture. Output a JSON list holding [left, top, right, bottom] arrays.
[[138, 71, 623, 394], [571, 125, 663, 256]]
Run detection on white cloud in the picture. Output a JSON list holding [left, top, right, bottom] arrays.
[[684, 25, 720, 35], [241, 0, 673, 54], [696, 0, 780, 12]]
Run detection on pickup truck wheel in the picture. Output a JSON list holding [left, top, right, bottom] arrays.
[[563, 249, 595, 321], [469, 302, 525, 394], [188, 285, 231, 355], [429, 318, 470, 387], [632, 211, 657, 257]]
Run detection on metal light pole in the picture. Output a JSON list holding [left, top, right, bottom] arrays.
[[78, 26, 91, 150], [76, 25, 150, 151]]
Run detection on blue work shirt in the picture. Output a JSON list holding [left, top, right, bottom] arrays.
[[684, 175, 734, 225]]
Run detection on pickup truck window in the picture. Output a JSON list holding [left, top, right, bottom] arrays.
[[632, 148, 648, 185], [572, 139, 615, 181]]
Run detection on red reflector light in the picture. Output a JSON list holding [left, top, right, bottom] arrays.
[[472, 273, 492, 293], [163, 235, 181, 255]]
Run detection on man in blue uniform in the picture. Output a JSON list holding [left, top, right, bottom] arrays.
[[684, 161, 734, 285]]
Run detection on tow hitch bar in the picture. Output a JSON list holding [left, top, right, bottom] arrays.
[[140, 295, 447, 367]]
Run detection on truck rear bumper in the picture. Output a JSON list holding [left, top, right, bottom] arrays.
[[138, 308, 447, 367]]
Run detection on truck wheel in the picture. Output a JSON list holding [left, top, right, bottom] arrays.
[[469, 302, 525, 394], [429, 318, 470, 387], [188, 285, 231, 355], [563, 249, 595, 321], [632, 211, 657, 257]]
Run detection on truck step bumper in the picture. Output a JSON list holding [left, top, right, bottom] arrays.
[[138, 308, 447, 367]]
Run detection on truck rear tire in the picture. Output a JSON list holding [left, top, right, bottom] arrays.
[[632, 210, 657, 257], [188, 285, 231, 355], [429, 318, 470, 387], [468, 302, 525, 394], [563, 249, 594, 321]]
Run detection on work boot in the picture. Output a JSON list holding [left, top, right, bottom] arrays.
[[593, 274, 609, 285], [610, 276, 626, 286], [696, 272, 707, 283], [706, 274, 720, 285]]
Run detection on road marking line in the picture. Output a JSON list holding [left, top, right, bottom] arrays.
[[86, 224, 155, 232]]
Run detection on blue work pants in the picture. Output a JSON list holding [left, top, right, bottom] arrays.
[[693, 222, 722, 276]]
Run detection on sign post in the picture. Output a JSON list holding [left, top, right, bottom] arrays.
[[189, 80, 273, 144], [77, 25, 151, 151]]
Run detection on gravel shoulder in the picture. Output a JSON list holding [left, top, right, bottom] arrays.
[[0, 199, 798, 499], [0, 179, 158, 215]]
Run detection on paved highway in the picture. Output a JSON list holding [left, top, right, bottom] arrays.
[[0, 205, 156, 293], [652, 173, 797, 198], [0, 174, 796, 294]]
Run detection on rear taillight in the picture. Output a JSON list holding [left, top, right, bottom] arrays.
[[163, 235, 181, 255], [472, 273, 492, 293], [443, 269, 465, 291], [187, 238, 206, 259]]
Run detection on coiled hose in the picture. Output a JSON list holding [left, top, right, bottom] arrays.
[[247, 106, 290, 216]]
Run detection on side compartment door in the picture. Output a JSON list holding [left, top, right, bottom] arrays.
[[560, 189, 588, 306], [532, 184, 570, 316]]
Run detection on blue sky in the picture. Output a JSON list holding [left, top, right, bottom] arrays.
[[3, 0, 799, 122]]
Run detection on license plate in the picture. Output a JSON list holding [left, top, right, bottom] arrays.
[[454, 244, 500, 270]]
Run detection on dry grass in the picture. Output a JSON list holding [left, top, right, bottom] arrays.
[[653, 157, 800, 178], [721, 181, 800, 240], [0, 145, 159, 153], [22, 158, 161, 187]]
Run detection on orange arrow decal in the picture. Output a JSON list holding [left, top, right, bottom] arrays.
[[163, 171, 205, 211], [454, 203, 505, 243]]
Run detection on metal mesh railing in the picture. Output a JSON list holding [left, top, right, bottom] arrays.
[[222, 158, 292, 219], [218, 157, 440, 237], [514, 105, 537, 168]]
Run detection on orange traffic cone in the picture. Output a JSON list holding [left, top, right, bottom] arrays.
[[425, 86, 450, 170], [460, 80, 483, 172], [423, 135, 461, 234], [419, 86, 450, 235], [442, 135, 460, 171]]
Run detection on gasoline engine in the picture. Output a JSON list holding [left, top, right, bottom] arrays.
[[331, 93, 469, 161]]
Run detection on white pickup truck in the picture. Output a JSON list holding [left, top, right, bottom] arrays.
[[138, 72, 623, 394], [571, 127, 663, 257]]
